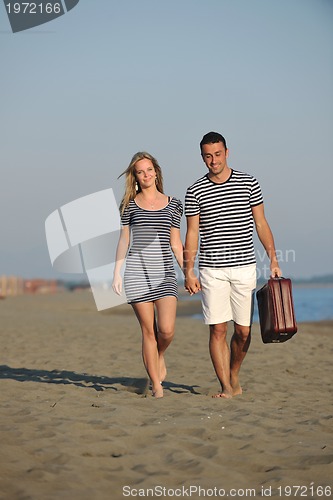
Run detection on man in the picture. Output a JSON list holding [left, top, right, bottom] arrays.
[[184, 131, 281, 398]]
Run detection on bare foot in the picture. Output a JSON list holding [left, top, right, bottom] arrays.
[[231, 374, 243, 396], [152, 385, 164, 398], [159, 354, 167, 383], [232, 384, 242, 396], [212, 391, 233, 399]]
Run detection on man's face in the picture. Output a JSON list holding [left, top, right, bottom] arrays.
[[201, 142, 229, 177]]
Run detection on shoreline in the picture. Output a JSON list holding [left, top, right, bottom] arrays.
[[2, 290, 333, 324]]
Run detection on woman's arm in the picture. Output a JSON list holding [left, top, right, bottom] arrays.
[[170, 227, 184, 273], [112, 225, 130, 295]]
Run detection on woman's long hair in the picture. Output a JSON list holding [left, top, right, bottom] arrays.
[[118, 152, 164, 214]]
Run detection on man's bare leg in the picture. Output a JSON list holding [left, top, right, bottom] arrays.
[[230, 323, 251, 396], [209, 323, 233, 398]]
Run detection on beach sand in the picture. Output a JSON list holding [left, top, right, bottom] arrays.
[[0, 291, 332, 500]]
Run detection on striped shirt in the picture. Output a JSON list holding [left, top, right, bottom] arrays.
[[185, 170, 263, 268]]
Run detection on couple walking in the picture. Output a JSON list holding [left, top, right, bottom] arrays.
[[112, 132, 281, 399]]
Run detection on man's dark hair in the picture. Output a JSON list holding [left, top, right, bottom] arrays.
[[200, 131, 227, 152]]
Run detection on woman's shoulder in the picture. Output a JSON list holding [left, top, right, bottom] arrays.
[[168, 196, 183, 213], [121, 199, 136, 216], [168, 196, 182, 205], [125, 199, 136, 209]]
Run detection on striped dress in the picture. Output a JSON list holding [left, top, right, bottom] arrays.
[[121, 197, 183, 304], [185, 170, 263, 268]]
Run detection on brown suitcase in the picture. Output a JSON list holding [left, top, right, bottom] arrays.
[[256, 277, 297, 343]]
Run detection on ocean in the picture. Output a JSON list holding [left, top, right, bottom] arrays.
[[253, 285, 333, 323], [182, 285, 333, 323]]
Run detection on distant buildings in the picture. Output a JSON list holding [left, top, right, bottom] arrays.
[[0, 276, 58, 297]]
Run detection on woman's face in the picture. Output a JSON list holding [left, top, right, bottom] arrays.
[[134, 159, 156, 189]]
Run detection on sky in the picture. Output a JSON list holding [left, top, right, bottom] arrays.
[[1, 0, 332, 281]]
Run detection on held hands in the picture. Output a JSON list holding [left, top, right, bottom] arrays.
[[184, 275, 201, 296]]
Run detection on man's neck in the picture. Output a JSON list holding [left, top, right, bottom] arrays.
[[208, 166, 232, 184]]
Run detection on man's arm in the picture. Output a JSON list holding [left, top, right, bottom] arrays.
[[184, 214, 201, 294], [252, 203, 282, 278]]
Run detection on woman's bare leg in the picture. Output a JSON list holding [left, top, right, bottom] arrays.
[[131, 302, 163, 398], [154, 296, 177, 383]]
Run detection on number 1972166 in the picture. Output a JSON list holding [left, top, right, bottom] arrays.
[[6, 3, 62, 14], [277, 484, 331, 497]]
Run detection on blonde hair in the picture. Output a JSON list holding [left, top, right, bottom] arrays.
[[118, 152, 164, 214]]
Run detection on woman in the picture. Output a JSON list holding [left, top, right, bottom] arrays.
[[112, 152, 184, 398]]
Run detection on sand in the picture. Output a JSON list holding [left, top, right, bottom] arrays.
[[0, 290, 332, 500]]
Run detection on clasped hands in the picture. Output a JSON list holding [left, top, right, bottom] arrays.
[[184, 276, 201, 296]]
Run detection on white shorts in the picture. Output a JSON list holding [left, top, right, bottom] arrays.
[[199, 264, 257, 326]]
